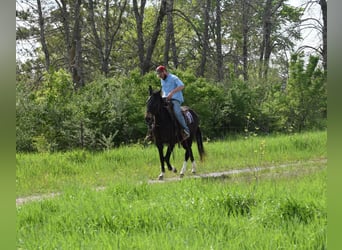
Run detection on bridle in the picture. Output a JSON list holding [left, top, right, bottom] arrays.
[[145, 90, 168, 129], [145, 95, 159, 129]]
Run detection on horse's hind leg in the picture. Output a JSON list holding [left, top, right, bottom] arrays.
[[165, 144, 177, 173], [180, 160, 187, 178], [180, 146, 192, 177], [188, 147, 197, 174], [180, 143, 196, 177], [191, 160, 197, 174]]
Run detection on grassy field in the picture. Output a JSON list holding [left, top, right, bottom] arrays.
[[16, 130, 326, 197], [16, 130, 327, 249]]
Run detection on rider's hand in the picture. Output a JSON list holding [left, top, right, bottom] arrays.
[[166, 92, 173, 100]]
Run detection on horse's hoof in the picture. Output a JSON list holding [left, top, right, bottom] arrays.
[[169, 166, 177, 173], [158, 174, 164, 180], [180, 173, 184, 178], [191, 170, 196, 174]]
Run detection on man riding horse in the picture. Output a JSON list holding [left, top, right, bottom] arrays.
[[145, 66, 205, 180], [145, 65, 190, 142]]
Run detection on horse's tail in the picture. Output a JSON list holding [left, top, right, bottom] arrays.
[[196, 127, 205, 161]]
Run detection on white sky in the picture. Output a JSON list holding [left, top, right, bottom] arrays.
[[287, 0, 323, 55]]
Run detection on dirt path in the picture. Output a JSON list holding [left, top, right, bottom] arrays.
[[16, 159, 326, 206]]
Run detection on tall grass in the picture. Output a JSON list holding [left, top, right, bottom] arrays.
[[16, 130, 326, 197], [17, 168, 327, 249], [17, 130, 327, 249]]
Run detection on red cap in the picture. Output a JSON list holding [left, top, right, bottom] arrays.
[[156, 65, 166, 72]]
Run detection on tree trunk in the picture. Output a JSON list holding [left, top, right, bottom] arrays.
[[259, 0, 271, 79], [56, 0, 83, 87], [259, 0, 284, 79], [170, 13, 179, 68], [198, 0, 210, 77], [37, 0, 50, 70], [133, 0, 167, 74], [143, 0, 167, 73], [319, 0, 327, 72], [56, 0, 72, 73], [132, 0, 146, 74], [88, 0, 127, 77], [164, 0, 178, 68], [164, 0, 172, 67], [215, 0, 223, 82], [103, 0, 111, 76], [71, 0, 84, 88], [242, 0, 249, 81], [88, 0, 105, 72]]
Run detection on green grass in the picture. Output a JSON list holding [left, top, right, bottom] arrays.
[[16, 130, 327, 197], [17, 168, 327, 249], [16, 130, 327, 249]]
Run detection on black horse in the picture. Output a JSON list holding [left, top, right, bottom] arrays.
[[145, 85, 205, 180]]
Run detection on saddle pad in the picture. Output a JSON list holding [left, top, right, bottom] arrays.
[[182, 109, 194, 124]]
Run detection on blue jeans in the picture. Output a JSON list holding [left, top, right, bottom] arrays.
[[172, 100, 189, 133]]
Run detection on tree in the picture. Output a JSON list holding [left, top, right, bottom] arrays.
[[259, 0, 285, 79], [70, 0, 84, 88], [319, 0, 327, 72], [48, 0, 85, 87], [284, 54, 326, 131], [87, 0, 128, 77], [37, 0, 50, 70], [56, 0, 72, 73], [241, 0, 250, 81], [214, 0, 224, 82], [17, 0, 305, 82], [295, 0, 326, 72], [198, 0, 210, 77], [133, 0, 167, 74], [163, 0, 179, 68]]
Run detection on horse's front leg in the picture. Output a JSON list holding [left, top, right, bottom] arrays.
[[165, 144, 177, 173], [157, 144, 165, 180]]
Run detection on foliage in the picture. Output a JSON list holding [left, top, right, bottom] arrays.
[[185, 77, 225, 138], [16, 0, 314, 82], [280, 54, 327, 131], [16, 82, 37, 152], [16, 69, 76, 152], [220, 79, 261, 134], [16, 0, 326, 151], [16, 59, 327, 152]]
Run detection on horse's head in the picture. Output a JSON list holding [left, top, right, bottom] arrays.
[[145, 86, 163, 127], [146, 85, 163, 116]]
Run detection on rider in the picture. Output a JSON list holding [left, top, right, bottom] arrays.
[[156, 65, 190, 140]]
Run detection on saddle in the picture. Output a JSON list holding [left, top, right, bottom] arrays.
[[164, 101, 194, 141]]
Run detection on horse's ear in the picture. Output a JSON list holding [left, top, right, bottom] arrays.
[[148, 85, 153, 96]]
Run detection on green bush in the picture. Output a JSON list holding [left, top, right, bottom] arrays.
[[185, 78, 225, 138], [278, 54, 327, 132], [16, 60, 327, 152]]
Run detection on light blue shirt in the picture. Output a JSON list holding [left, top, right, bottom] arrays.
[[161, 73, 184, 103]]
